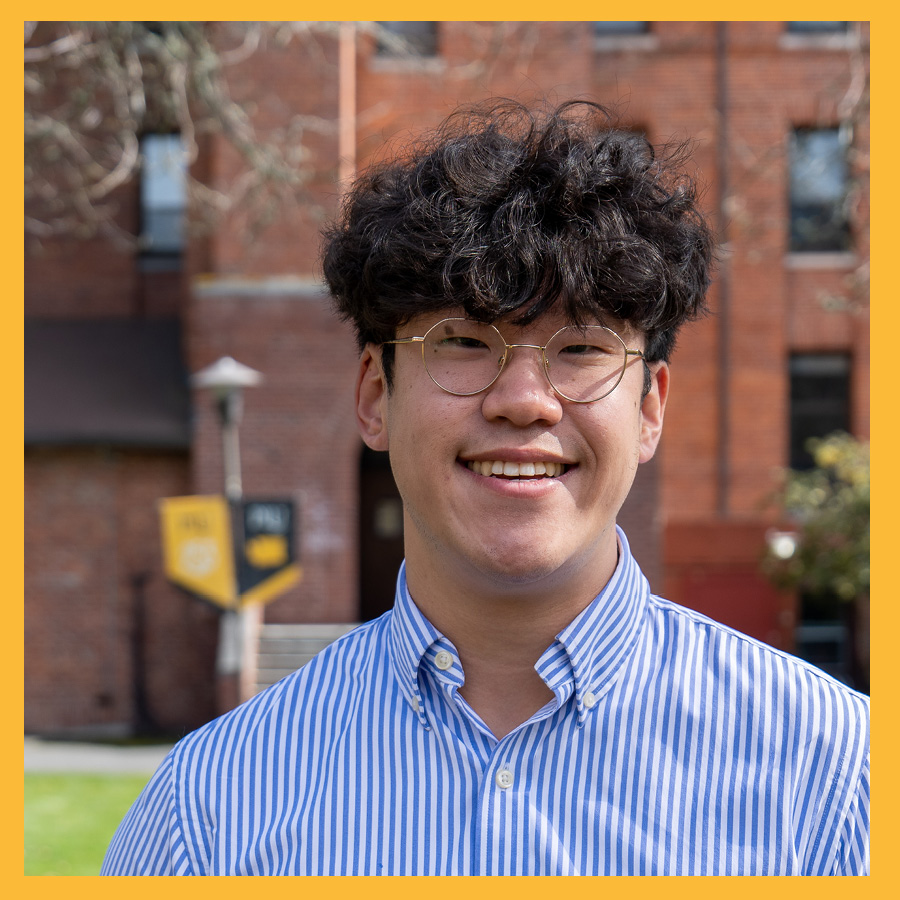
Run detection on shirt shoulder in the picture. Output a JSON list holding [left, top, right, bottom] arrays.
[[655, 592, 858, 667], [643, 593, 868, 873], [646, 593, 868, 714], [181, 613, 393, 753], [104, 614, 396, 875]]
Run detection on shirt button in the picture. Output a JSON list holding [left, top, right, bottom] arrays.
[[435, 650, 453, 670], [584, 691, 597, 709], [495, 768, 514, 790], [411, 696, 420, 711]]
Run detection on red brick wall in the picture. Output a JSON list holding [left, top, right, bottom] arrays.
[[197, 23, 341, 278], [24, 447, 219, 735], [663, 521, 797, 651], [585, 23, 870, 622]]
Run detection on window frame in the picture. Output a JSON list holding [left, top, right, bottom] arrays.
[[374, 22, 439, 58], [788, 352, 852, 470], [138, 132, 187, 267], [788, 126, 852, 255]]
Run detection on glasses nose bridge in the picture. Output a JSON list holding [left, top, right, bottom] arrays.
[[497, 340, 552, 383], [504, 341, 546, 353]]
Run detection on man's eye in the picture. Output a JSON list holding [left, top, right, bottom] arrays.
[[439, 336, 489, 350], [559, 343, 607, 356]]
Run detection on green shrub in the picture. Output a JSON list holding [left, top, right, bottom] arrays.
[[762, 431, 869, 603]]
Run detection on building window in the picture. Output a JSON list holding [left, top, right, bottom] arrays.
[[139, 133, 186, 260], [788, 352, 861, 688], [787, 22, 848, 34], [789, 127, 850, 253], [789, 353, 851, 469], [794, 616, 854, 687], [594, 22, 647, 35], [376, 22, 438, 57]]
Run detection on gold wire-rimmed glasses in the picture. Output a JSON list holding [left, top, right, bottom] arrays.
[[384, 317, 645, 403]]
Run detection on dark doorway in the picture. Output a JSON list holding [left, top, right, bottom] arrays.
[[359, 445, 405, 621]]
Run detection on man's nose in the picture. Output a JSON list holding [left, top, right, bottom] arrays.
[[480, 345, 563, 427]]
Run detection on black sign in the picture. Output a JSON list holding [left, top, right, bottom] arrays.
[[237, 499, 299, 603]]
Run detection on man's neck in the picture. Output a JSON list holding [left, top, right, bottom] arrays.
[[403, 537, 619, 739]]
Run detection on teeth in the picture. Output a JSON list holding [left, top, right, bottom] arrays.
[[467, 460, 566, 478]]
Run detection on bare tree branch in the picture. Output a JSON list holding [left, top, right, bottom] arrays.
[[24, 21, 525, 246]]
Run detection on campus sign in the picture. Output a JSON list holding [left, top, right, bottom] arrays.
[[159, 495, 301, 609]]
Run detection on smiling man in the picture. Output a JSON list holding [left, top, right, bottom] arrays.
[[102, 101, 869, 875]]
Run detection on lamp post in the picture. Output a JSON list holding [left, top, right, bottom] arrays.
[[192, 356, 263, 502], [191, 356, 263, 712]]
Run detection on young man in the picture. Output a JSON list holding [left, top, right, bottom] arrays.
[[102, 101, 869, 875]]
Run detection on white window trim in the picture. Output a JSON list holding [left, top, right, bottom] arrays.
[[785, 251, 858, 270]]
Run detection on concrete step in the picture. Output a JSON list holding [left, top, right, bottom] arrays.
[[255, 622, 360, 692]]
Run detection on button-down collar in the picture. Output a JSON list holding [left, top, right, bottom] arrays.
[[538, 528, 649, 723], [389, 527, 649, 730]]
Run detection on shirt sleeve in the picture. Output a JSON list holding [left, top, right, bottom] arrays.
[[100, 750, 192, 875], [831, 752, 870, 876]]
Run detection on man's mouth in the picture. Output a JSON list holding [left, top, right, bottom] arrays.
[[465, 460, 569, 479]]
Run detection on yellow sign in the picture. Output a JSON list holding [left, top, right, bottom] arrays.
[[159, 495, 237, 608], [239, 563, 302, 607]]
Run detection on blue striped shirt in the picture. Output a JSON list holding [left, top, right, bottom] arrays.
[[102, 529, 869, 875]]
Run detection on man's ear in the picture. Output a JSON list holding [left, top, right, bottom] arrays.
[[639, 362, 669, 464], [356, 344, 390, 451]]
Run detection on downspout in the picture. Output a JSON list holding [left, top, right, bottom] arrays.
[[715, 22, 731, 518], [339, 22, 357, 191]]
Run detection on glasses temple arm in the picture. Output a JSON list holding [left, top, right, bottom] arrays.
[[383, 336, 425, 345]]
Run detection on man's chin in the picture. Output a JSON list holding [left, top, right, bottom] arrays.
[[468, 544, 577, 590], [461, 527, 618, 599]]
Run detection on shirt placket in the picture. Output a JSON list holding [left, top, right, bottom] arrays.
[[471, 741, 522, 875]]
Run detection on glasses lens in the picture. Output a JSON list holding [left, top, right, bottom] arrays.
[[422, 319, 505, 395], [545, 326, 627, 401]]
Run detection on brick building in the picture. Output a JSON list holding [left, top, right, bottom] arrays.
[[25, 21, 869, 736]]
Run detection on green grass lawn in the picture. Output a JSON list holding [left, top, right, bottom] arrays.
[[24, 772, 151, 876]]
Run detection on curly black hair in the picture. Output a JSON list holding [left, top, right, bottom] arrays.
[[322, 99, 714, 378]]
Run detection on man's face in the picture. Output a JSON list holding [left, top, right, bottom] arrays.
[[356, 308, 668, 600]]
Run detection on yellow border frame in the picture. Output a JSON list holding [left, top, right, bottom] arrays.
[[16, 6, 891, 896]]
